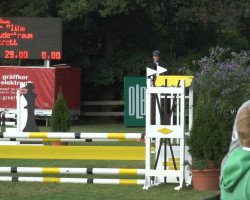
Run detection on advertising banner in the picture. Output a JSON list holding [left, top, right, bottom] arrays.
[[0, 67, 54, 109], [0, 66, 81, 111], [124, 77, 146, 127]]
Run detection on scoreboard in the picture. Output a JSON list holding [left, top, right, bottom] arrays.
[[0, 17, 62, 60]]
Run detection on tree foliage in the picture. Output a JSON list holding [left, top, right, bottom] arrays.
[[0, 0, 249, 98], [50, 91, 71, 132], [187, 97, 226, 169]]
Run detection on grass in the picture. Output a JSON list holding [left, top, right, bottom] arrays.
[[0, 183, 217, 200], [0, 123, 218, 200]]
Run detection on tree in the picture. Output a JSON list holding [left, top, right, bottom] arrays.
[[50, 91, 71, 132]]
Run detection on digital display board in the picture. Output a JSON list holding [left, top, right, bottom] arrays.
[[0, 17, 62, 60]]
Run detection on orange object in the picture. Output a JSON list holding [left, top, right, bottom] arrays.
[[50, 141, 68, 146], [192, 169, 220, 191]]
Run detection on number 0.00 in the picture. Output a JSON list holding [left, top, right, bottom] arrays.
[[41, 51, 61, 60]]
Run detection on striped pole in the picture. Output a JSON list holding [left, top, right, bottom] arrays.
[[0, 138, 144, 143], [0, 167, 145, 175], [0, 176, 145, 185], [0, 132, 145, 140], [0, 141, 44, 146]]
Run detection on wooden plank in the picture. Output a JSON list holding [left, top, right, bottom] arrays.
[[82, 101, 124, 106], [0, 146, 145, 160]]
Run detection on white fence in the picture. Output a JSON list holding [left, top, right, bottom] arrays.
[[0, 111, 16, 130]]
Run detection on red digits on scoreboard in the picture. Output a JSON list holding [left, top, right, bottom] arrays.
[[5, 50, 62, 60], [5, 50, 28, 59], [18, 51, 28, 59], [51, 51, 61, 59], [5, 50, 10, 58], [41, 51, 61, 60], [9, 51, 14, 58], [5, 50, 14, 58], [41, 51, 47, 59]]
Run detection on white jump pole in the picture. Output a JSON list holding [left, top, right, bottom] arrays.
[[0, 132, 145, 140], [0, 176, 145, 185], [0, 138, 144, 142], [0, 167, 145, 175]]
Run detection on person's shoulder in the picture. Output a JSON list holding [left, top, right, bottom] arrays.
[[146, 61, 156, 70], [228, 147, 244, 159], [223, 147, 250, 170]]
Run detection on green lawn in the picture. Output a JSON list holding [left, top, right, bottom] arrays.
[[0, 123, 218, 200]]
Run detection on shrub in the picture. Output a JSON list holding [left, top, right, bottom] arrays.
[[50, 91, 71, 132], [187, 97, 226, 169], [188, 47, 250, 169]]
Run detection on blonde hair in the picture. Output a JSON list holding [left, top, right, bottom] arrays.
[[237, 105, 250, 147]]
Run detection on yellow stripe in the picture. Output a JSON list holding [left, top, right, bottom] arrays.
[[107, 133, 126, 139], [42, 168, 60, 174], [155, 76, 193, 87], [29, 132, 48, 139], [162, 161, 180, 167], [168, 166, 180, 170], [0, 146, 145, 160], [168, 157, 180, 161], [119, 169, 138, 175], [43, 177, 60, 183], [119, 179, 137, 185]]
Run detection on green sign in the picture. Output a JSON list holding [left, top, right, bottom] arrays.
[[124, 77, 146, 127]]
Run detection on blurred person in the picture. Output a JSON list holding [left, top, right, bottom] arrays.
[[220, 100, 250, 199]]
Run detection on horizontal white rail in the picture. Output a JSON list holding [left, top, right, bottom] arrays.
[[0, 176, 145, 185], [0, 132, 145, 140], [0, 138, 143, 142], [1, 114, 16, 119], [3, 122, 16, 126], [0, 167, 145, 175]]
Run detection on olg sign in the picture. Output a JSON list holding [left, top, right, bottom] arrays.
[[128, 85, 146, 118], [124, 77, 146, 126]]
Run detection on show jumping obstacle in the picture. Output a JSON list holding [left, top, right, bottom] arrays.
[[0, 68, 194, 189], [0, 176, 145, 185], [0, 138, 143, 143], [0, 167, 145, 175], [0, 132, 145, 140]]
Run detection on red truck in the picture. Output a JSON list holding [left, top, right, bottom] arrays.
[[0, 65, 81, 118]]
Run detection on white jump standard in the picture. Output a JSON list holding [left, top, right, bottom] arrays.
[[143, 67, 193, 190]]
